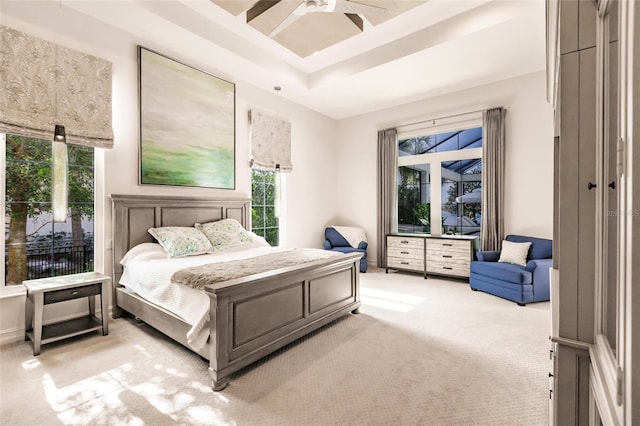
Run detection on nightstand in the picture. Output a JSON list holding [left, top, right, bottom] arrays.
[[24, 272, 111, 356]]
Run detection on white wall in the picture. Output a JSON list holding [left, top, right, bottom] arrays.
[[0, 2, 339, 343], [334, 71, 554, 264]]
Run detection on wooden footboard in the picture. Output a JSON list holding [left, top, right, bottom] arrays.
[[205, 251, 362, 390]]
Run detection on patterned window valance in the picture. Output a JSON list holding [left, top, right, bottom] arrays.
[[0, 25, 113, 148], [249, 109, 292, 172]]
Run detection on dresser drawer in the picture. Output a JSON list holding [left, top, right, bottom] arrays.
[[387, 256, 424, 271], [387, 246, 424, 260], [427, 255, 470, 269], [44, 283, 102, 305], [426, 238, 471, 253], [387, 236, 424, 250], [426, 263, 470, 277]]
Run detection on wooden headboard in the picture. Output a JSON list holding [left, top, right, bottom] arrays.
[[109, 194, 251, 288]]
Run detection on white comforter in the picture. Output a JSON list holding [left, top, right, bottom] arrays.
[[119, 243, 287, 351]]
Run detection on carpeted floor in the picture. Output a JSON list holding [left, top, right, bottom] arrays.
[[0, 268, 550, 425]]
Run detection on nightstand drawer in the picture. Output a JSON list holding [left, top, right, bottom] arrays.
[[44, 283, 102, 305]]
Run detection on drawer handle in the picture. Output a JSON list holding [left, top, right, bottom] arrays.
[[401, 251, 409, 254], [71, 291, 79, 296], [443, 243, 453, 247], [443, 267, 453, 270], [400, 240, 409, 244], [401, 262, 409, 265], [443, 255, 452, 258]]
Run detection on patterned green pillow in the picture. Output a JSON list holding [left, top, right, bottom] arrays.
[[147, 226, 213, 258], [195, 219, 254, 251]]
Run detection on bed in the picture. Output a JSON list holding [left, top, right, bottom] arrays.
[[109, 194, 362, 391]]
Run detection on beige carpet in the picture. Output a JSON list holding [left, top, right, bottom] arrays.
[[0, 268, 550, 426]]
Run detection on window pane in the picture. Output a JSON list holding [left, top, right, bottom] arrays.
[[398, 127, 483, 155], [441, 159, 482, 236], [5, 135, 94, 285], [265, 182, 276, 205], [397, 165, 431, 233], [264, 228, 278, 246]]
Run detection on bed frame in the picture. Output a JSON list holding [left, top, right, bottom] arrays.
[[109, 194, 362, 390]]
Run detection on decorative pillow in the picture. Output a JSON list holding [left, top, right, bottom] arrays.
[[498, 240, 532, 266], [147, 226, 213, 258], [120, 243, 167, 265], [195, 218, 256, 251]]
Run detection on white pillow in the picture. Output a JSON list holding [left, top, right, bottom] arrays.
[[120, 243, 167, 266], [148, 226, 213, 258], [195, 219, 257, 252], [498, 240, 532, 266]]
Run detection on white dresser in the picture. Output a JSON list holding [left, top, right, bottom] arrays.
[[385, 234, 478, 279]]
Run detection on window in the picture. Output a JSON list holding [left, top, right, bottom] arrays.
[[251, 169, 279, 246], [397, 127, 482, 236], [4, 134, 94, 285]]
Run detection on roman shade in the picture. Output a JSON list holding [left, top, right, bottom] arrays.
[[249, 109, 292, 172], [0, 25, 113, 148]]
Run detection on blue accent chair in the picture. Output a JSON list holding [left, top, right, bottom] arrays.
[[322, 227, 368, 272], [469, 235, 552, 305]]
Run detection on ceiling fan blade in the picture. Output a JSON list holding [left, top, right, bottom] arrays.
[[247, 0, 282, 23], [333, 0, 385, 15], [292, 0, 312, 16], [270, 8, 305, 37]]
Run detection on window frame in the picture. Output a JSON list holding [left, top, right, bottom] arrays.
[[397, 118, 483, 236], [1, 133, 104, 293], [250, 169, 284, 247]]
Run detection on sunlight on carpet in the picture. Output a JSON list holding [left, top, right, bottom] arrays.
[[1, 269, 550, 426], [360, 287, 424, 312]]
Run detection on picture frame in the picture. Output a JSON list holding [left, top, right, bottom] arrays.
[[138, 46, 235, 189]]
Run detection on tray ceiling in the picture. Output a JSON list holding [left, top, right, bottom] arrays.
[[211, 0, 427, 57]]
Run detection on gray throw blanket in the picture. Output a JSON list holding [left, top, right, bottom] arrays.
[[171, 248, 342, 290]]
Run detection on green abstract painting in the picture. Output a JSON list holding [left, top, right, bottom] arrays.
[[138, 47, 235, 189]]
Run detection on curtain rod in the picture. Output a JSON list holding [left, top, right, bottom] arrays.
[[395, 107, 500, 131]]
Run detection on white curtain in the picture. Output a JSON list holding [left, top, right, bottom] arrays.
[[377, 128, 398, 267], [0, 25, 113, 148], [480, 108, 506, 251], [249, 110, 292, 172]]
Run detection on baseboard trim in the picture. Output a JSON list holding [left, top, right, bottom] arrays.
[[0, 327, 25, 346]]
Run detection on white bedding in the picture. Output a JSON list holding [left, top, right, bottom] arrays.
[[119, 243, 288, 351]]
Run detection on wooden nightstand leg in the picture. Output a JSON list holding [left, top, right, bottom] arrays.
[[32, 293, 43, 356], [25, 296, 33, 341], [101, 281, 109, 335], [88, 295, 96, 317]]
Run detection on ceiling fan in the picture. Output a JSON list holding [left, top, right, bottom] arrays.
[[247, 0, 386, 37]]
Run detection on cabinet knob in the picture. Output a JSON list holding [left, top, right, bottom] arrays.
[[587, 182, 597, 190], [608, 181, 616, 190]]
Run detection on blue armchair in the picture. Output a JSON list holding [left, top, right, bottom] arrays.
[[469, 235, 552, 305], [323, 227, 368, 272]]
